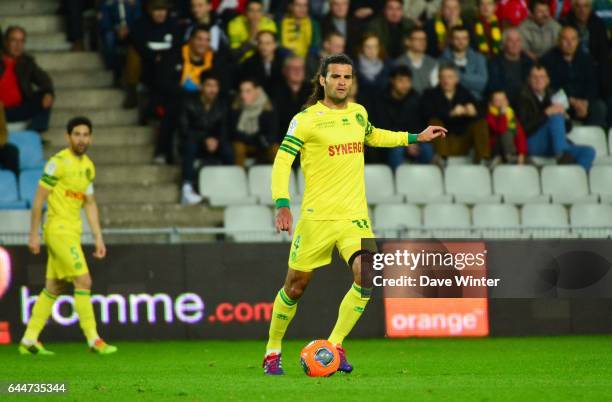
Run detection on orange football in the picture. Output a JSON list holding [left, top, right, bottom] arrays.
[[300, 340, 340, 377]]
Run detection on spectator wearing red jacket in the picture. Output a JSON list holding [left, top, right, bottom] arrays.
[[486, 90, 527, 164]]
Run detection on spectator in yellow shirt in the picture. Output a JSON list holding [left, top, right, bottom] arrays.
[[279, 0, 321, 58], [228, 0, 277, 61]]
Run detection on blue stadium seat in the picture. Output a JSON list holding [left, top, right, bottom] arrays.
[[8, 130, 45, 170], [19, 169, 43, 207], [0, 170, 27, 209]]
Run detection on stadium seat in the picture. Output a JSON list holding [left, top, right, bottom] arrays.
[[396, 165, 452, 204], [446, 156, 471, 165], [364, 165, 403, 204], [0, 170, 27, 209], [541, 166, 597, 204], [422, 203, 473, 238], [444, 166, 501, 204], [199, 166, 256, 207], [472, 203, 522, 238], [373, 203, 423, 238], [8, 130, 45, 170], [247, 165, 300, 206], [568, 126, 611, 164], [19, 169, 43, 207], [521, 204, 571, 238], [223, 205, 281, 242], [570, 203, 612, 238], [589, 165, 612, 203], [0, 210, 30, 233], [529, 156, 557, 166], [492, 165, 549, 204]]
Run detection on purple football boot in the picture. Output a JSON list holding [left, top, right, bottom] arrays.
[[263, 353, 284, 375], [335, 345, 353, 373]]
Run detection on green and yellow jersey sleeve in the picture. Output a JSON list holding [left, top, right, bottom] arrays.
[[271, 112, 310, 209], [361, 105, 419, 147], [40, 154, 64, 190]]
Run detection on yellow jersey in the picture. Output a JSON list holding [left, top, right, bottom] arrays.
[[271, 101, 418, 220], [228, 14, 277, 61], [39, 148, 95, 234]]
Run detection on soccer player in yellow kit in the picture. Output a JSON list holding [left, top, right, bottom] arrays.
[[262, 54, 446, 375], [19, 116, 117, 355]]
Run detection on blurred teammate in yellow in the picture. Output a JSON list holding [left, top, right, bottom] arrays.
[[20, 116, 117, 355]]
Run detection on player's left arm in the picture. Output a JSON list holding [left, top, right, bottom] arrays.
[[364, 123, 447, 147], [362, 108, 447, 147], [83, 190, 106, 259]]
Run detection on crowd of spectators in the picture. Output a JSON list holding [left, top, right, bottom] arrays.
[[1, 0, 612, 205]]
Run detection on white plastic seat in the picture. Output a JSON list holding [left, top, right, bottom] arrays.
[[472, 203, 522, 238], [395, 165, 452, 204], [0, 210, 30, 233], [444, 166, 501, 204], [423, 203, 473, 238], [530, 156, 557, 166], [446, 156, 471, 165], [541, 166, 598, 204], [223, 205, 281, 242], [199, 166, 257, 206], [247, 165, 300, 206], [570, 203, 612, 238], [589, 165, 612, 203], [568, 126, 610, 164], [364, 164, 403, 204], [373, 204, 423, 237], [492, 165, 550, 204], [521, 204, 571, 238]]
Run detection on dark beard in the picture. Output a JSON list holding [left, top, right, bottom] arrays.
[[71, 145, 87, 156]]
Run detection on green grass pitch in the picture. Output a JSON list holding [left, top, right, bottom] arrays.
[[0, 336, 611, 402]]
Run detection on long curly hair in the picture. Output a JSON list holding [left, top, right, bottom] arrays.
[[304, 53, 354, 109]]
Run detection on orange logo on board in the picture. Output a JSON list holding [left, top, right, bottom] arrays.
[[385, 298, 489, 337]]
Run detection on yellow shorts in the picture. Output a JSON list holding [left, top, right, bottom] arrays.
[[288, 218, 376, 271], [44, 229, 89, 280]]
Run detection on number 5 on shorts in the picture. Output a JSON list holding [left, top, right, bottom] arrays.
[[70, 246, 80, 261]]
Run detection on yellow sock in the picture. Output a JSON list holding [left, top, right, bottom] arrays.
[[74, 288, 99, 344], [328, 283, 371, 346], [23, 288, 57, 342], [266, 288, 298, 353]]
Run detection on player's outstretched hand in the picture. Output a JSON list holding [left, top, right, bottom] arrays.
[[28, 232, 40, 255], [417, 125, 447, 143], [275, 207, 293, 234], [93, 239, 107, 259]]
